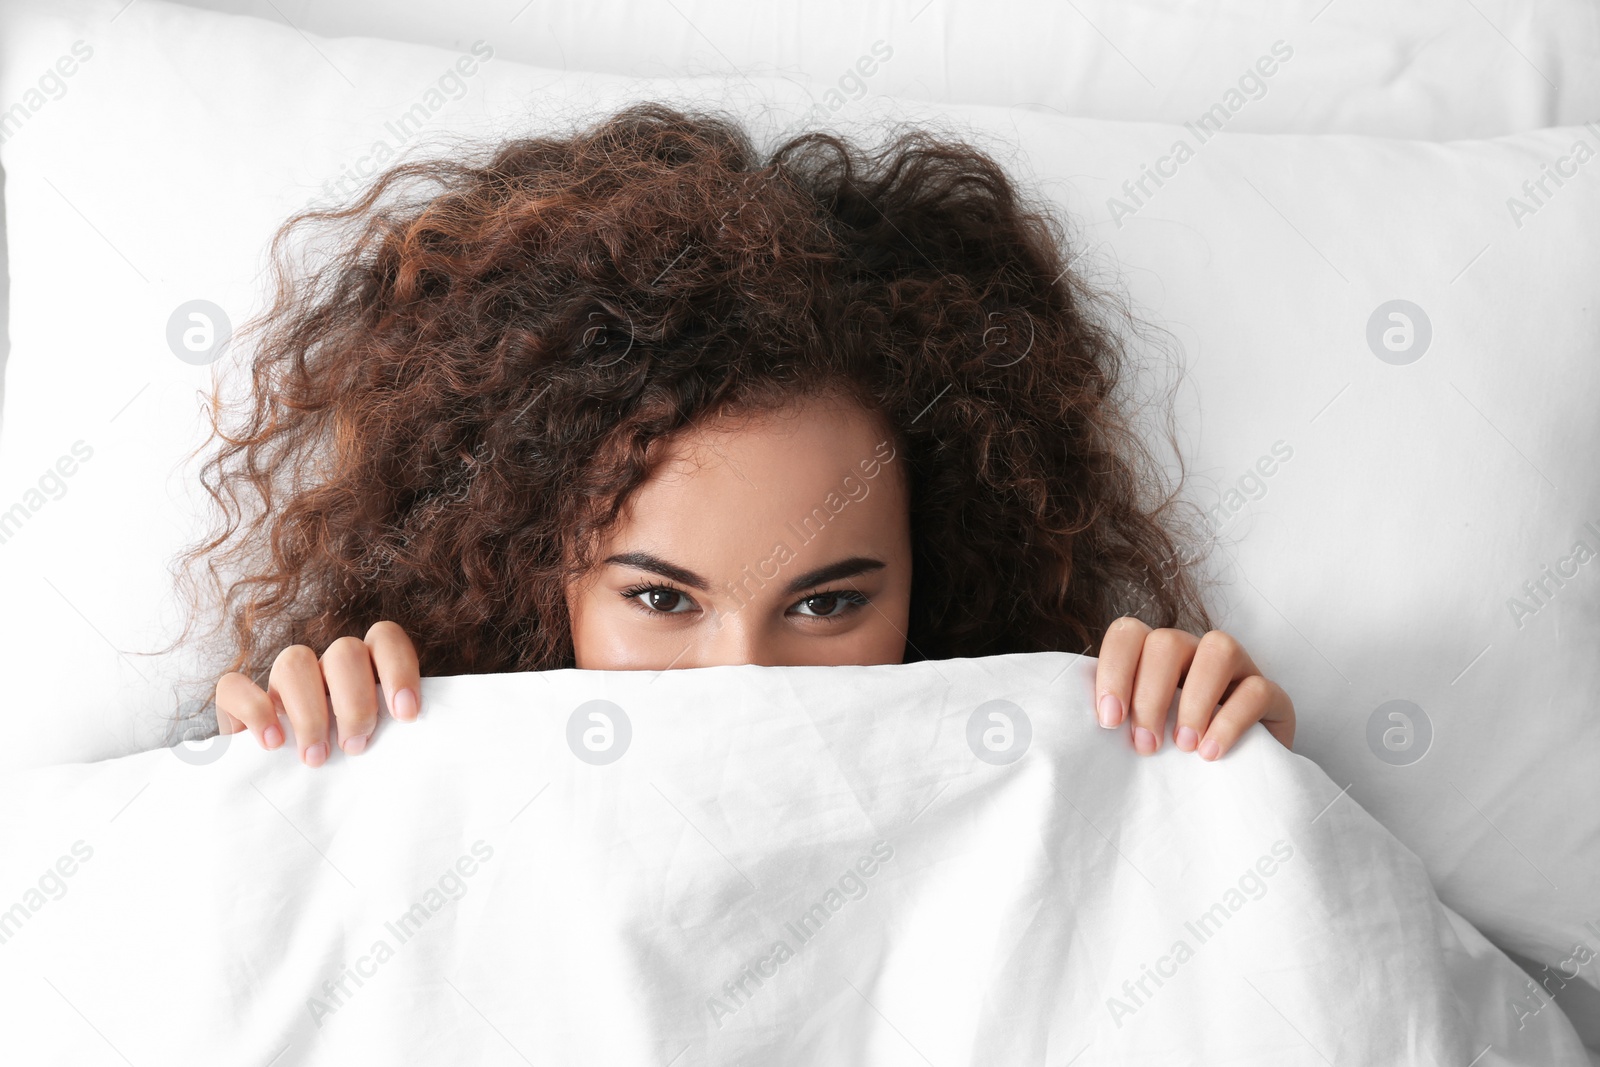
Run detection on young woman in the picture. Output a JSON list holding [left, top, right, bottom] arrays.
[[176, 102, 1294, 766]]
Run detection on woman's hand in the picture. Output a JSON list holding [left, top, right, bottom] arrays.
[[214, 621, 423, 767], [1092, 617, 1294, 760]]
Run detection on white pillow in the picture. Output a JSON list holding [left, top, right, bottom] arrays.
[[6, 0, 1598, 438], [171, 0, 1600, 139], [1, 0, 1596, 1031]]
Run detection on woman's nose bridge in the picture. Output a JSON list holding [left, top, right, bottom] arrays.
[[696, 604, 772, 667]]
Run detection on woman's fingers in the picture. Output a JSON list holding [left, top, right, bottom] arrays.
[[1096, 616, 1199, 751], [322, 636, 380, 756], [1171, 630, 1253, 753], [1127, 627, 1199, 754], [219, 623, 419, 768], [215, 671, 285, 750], [365, 621, 422, 723], [1093, 616, 1151, 731], [269, 644, 333, 767], [1196, 675, 1294, 760], [1097, 620, 1294, 761], [214, 684, 244, 736], [1261, 687, 1296, 751]]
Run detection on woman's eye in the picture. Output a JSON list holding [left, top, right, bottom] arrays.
[[623, 585, 696, 615], [791, 590, 869, 620], [643, 589, 684, 613]]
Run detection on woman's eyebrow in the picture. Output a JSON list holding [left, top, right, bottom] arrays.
[[603, 552, 885, 596], [781, 556, 886, 596], [604, 551, 710, 590]]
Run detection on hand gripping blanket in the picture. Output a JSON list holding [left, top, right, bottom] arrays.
[[0, 652, 1587, 1065]]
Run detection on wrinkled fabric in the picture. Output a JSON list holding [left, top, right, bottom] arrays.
[[0, 651, 1586, 1065]]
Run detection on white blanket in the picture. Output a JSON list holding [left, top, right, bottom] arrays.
[[0, 652, 1586, 1065]]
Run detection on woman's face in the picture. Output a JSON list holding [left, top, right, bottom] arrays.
[[565, 394, 912, 670]]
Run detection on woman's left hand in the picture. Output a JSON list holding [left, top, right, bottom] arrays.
[[1092, 617, 1295, 759]]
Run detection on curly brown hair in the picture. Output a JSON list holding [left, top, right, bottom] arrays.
[[164, 101, 1218, 725]]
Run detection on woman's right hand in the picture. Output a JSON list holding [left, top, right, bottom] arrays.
[[214, 621, 422, 767]]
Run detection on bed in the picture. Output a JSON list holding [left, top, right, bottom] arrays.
[[1, 1, 1597, 1062]]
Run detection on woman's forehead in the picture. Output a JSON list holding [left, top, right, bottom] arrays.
[[651, 398, 894, 493], [606, 398, 906, 570]]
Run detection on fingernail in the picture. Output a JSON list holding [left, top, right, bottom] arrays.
[[342, 733, 368, 756], [1134, 726, 1157, 754], [303, 742, 327, 767], [1199, 737, 1220, 761], [1176, 725, 1199, 752], [394, 688, 419, 722], [1096, 693, 1121, 729], [263, 724, 284, 749]]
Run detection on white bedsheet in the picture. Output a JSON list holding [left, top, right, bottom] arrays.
[[0, 651, 1586, 1065]]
